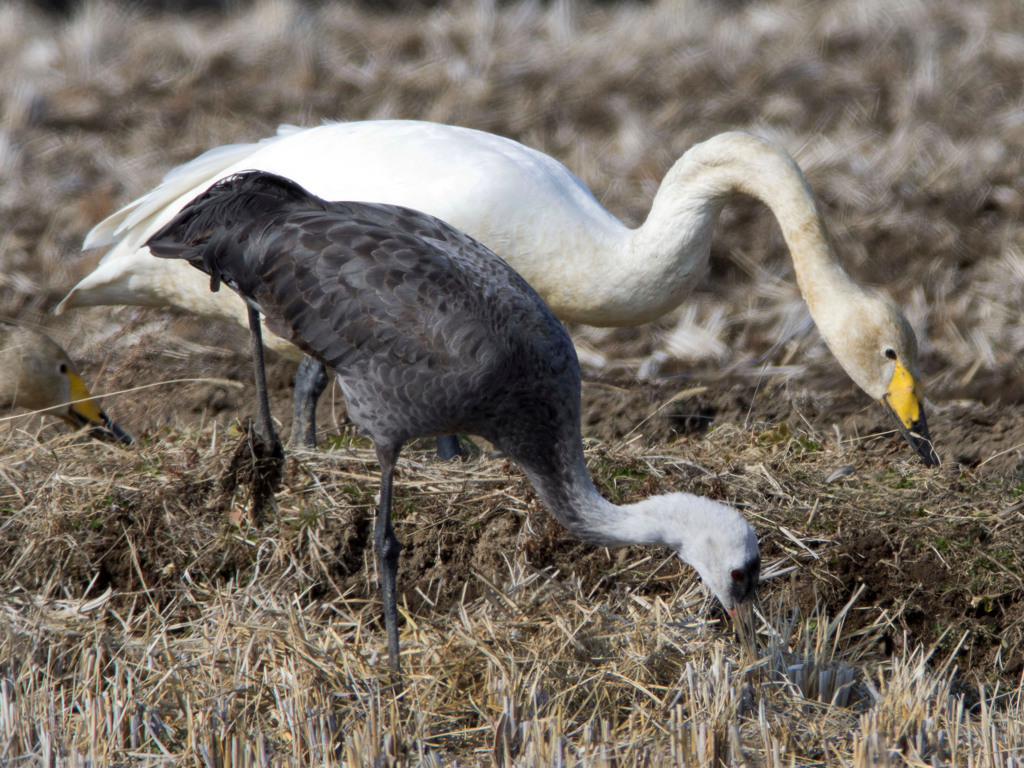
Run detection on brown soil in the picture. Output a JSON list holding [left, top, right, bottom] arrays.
[[1, 0, 1023, 706], [5, 346, 1020, 680]]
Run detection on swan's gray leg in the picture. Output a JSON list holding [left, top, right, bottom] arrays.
[[290, 356, 460, 461], [374, 441, 404, 678], [436, 434, 465, 461], [289, 356, 329, 449]]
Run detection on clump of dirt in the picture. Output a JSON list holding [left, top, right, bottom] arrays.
[[830, 528, 956, 635], [215, 422, 285, 526], [796, 513, 1024, 677]]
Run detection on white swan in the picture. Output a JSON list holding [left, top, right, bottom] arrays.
[[59, 120, 937, 463]]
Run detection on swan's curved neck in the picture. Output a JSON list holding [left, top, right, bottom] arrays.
[[630, 132, 860, 324]]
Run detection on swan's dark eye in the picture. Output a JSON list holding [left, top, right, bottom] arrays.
[[59, 363, 68, 374], [731, 569, 744, 582], [884, 349, 897, 360]]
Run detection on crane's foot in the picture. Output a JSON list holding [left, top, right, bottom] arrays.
[[217, 421, 284, 526]]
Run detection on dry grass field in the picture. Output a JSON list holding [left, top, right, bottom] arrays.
[[1, 0, 1023, 764]]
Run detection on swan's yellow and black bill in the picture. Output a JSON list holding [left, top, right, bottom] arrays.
[[883, 360, 938, 466], [62, 370, 133, 445]]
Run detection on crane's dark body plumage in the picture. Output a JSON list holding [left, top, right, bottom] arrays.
[[146, 171, 761, 676], [152, 173, 581, 498], [258, 208, 578, 474]]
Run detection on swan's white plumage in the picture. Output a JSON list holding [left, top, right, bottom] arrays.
[[61, 121, 783, 330], [84, 139, 266, 249], [62, 120, 637, 355], [60, 119, 935, 463]]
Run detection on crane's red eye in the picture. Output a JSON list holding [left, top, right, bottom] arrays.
[[731, 569, 744, 582]]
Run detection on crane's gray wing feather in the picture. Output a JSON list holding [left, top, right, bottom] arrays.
[[146, 171, 580, 452], [249, 208, 503, 377]]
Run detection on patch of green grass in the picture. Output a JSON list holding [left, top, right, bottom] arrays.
[[135, 457, 163, 473], [889, 471, 916, 490], [993, 546, 1019, 570], [293, 504, 325, 530], [326, 430, 374, 451], [609, 466, 648, 481], [793, 435, 822, 454], [755, 423, 821, 456], [757, 423, 792, 446], [586, 457, 652, 502]]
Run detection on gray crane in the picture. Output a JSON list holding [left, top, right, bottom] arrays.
[[145, 171, 760, 676]]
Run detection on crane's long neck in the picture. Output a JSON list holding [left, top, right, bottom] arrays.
[[630, 132, 861, 334], [504, 433, 685, 551], [495, 415, 759, 611]]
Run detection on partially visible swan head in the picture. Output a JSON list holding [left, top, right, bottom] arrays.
[[0, 323, 133, 445], [815, 292, 938, 465]]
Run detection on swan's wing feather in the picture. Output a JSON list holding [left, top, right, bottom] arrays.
[[84, 135, 291, 250]]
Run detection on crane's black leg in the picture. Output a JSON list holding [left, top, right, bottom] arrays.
[[248, 305, 279, 451], [436, 434, 465, 461], [229, 304, 283, 525], [289, 356, 329, 449], [374, 441, 404, 680]]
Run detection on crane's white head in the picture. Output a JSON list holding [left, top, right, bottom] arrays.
[[600, 492, 760, 616], [666, 494, 761, 614], [815, 291, 938, 466], [614, 491, 759, 641], [665, 493, 760, 650]]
